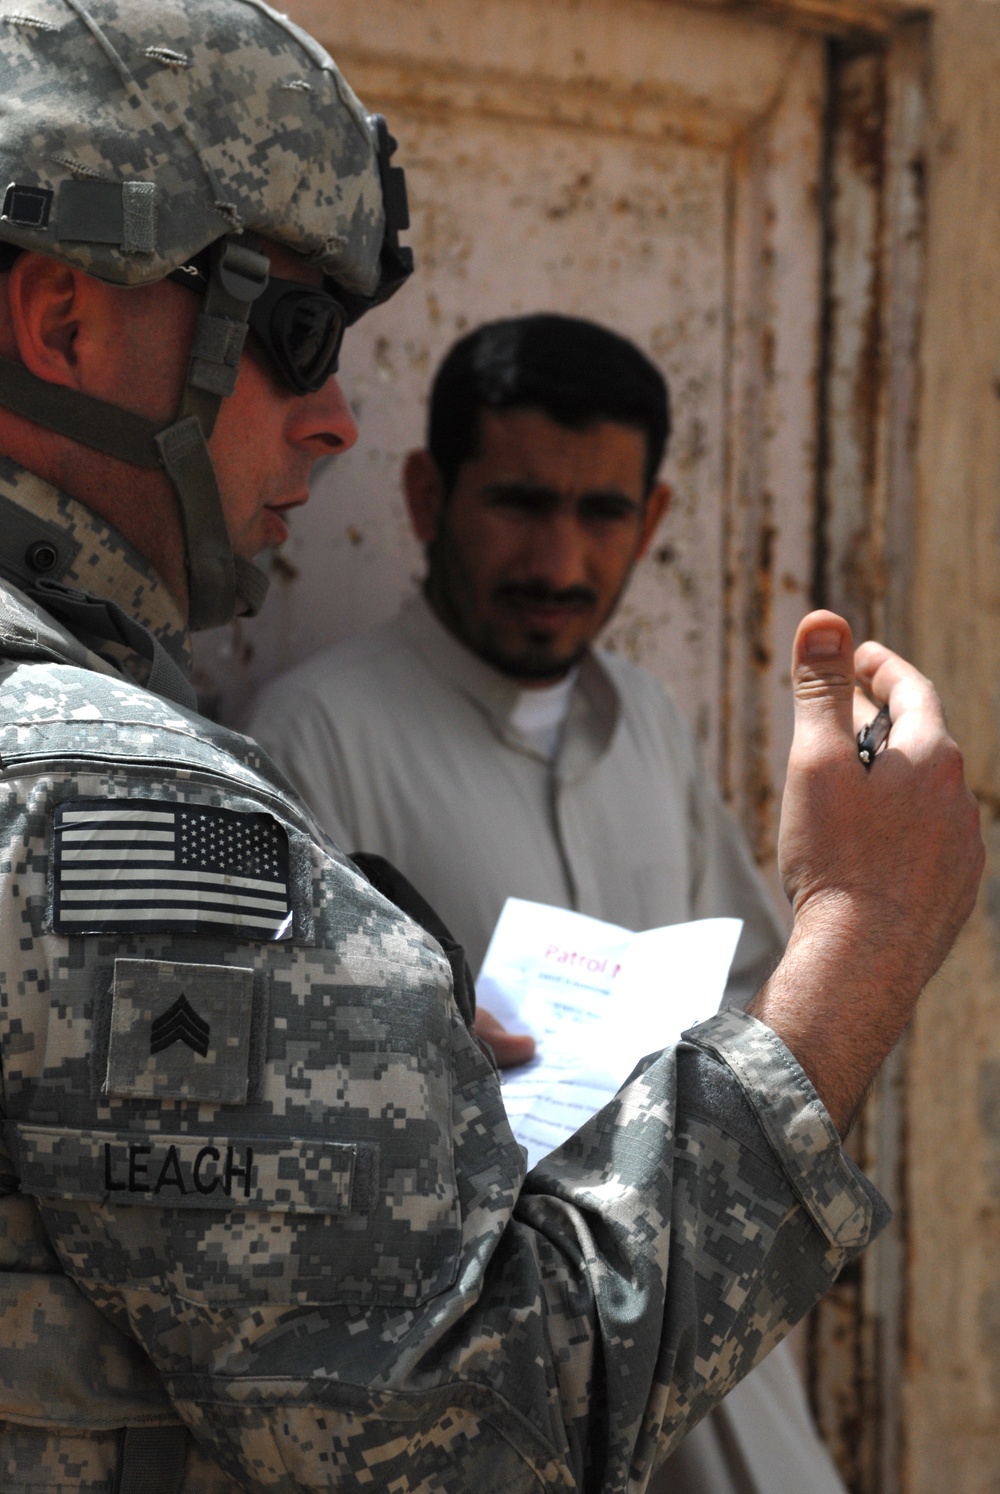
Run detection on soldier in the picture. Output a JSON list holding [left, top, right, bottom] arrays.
[[0, 3, 983, 1493]]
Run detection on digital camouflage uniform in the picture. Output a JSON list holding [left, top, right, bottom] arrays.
[[0, 459, 887, 1492]]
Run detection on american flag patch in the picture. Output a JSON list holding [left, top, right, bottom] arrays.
[[52, 800, 293, 941]]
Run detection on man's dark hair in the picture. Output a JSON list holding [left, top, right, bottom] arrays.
[[427, 313, 671, 495]]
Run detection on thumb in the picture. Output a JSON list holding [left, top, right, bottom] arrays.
[[790, 610, 857, 764], [474, 1007, 536, 1070]]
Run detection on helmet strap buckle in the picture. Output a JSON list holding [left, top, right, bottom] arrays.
[[186, 233, 270, 410]]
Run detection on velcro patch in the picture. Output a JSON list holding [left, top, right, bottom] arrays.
[[8, 1124, 377, 1214], [107, 958, 254, 1104], [57, 178, 157, 255], [52, 798, 293, 941]]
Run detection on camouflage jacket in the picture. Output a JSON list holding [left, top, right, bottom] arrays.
[[0, 459, 888, 1492]]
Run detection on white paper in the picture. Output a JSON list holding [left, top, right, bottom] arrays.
[[477, 898, 742, 1170]]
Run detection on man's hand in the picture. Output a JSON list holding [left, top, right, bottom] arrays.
[[474, 1007, 536, 1068], [749, 610, 984, 1135]]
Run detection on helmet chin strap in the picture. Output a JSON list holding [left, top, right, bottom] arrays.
[[0, 231, 272, 632], [159, 233, 272, 630]]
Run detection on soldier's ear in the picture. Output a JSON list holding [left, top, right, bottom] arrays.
[[6, 252, 86, 385], [403, 448, 446, 544], [635, 481, 671, 560]]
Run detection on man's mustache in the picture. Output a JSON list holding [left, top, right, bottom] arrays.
[[493, 581, 598, 609]]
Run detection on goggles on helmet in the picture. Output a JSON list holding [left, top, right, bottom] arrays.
[[170, 258, 347, 394]]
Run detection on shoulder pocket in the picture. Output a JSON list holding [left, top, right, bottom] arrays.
[[5, 898, 463, 1310], [0, 775, 463, 1311]]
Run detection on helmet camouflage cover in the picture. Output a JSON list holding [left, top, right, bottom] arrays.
[[0, 0, 387, 297]]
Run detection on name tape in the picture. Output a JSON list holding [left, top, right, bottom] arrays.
[[8, 1124, 377, 1214]]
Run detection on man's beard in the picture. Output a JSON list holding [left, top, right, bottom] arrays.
[[425, 541, 602, 680], [483, 580, 597, 678], [481, 635, 590, 680]]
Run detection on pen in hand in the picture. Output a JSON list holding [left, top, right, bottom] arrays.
[[857, 702, 892, 768]]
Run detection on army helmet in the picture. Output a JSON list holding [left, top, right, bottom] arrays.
[[0, 0, 412, 630]]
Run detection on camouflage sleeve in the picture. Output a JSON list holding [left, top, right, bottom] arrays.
[[0, 676, 883, 1492], [519, 1009, 884, 1486]]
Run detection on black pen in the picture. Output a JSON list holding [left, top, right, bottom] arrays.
[[857, 703, 891, 768]]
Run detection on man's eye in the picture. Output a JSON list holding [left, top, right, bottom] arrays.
[[579, 497, 639, 522], [486, 488, 551, 513], [483, 487, 639, 520]]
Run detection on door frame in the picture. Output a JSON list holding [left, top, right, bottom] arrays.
[[808, 20, 929, 1494]]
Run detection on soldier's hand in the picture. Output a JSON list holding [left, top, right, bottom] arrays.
[[749, 610, 983, 1134]]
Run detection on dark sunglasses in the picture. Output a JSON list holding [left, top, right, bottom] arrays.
[[169, 259, 346, 395]]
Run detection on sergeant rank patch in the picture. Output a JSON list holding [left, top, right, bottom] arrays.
[[108, 958, 255, 1103], [53, 799, 292, 940]]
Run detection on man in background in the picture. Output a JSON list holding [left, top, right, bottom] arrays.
[[249, 313, 848, 1492]]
